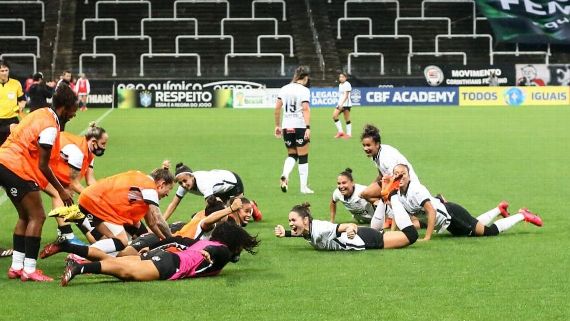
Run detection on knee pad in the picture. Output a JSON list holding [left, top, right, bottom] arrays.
[[112, 238, 126, 251], [483, 224, 500, 236], [401, 226, 419, 244], [298, 154, 308, 164], [288, 153, 298, 161]]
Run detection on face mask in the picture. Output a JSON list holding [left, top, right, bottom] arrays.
[[92, 142, 105, 157]]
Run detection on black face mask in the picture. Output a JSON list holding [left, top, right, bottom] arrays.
[[92, 142, 105, 157]]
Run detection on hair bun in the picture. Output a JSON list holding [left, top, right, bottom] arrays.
[[88, 121, 97, 128], [345, 168, 352, 173], [301, 202, 311, 209]]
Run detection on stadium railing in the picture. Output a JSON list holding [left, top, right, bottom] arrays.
[[492, 43, 551, 65], [395, 17, 451, 36], [0, 18, 26, 37], [95, 0, 151, 19], [353, 34, 411, 74], [224, 53, 285, 76], [139, 53, 201, 77], [0, 1, 44, 22], [435, 34, 492, 64], [173, 0, 230, 19], [252, 0, 286, 21], [257, 35, 294, 57], [0, 53, 36, 73], [221, 18, 279, 36], [347, 52, 384, 75], [92, 35, 152, 54], [79, 53, 117, 76], [421, 0, 475, 34], [0, 36, 40, 57], [82, 18, 118, 40], [337, 17, 372, 39], [175, 35, 234, 54], [140, 18, 198, 37], [408, 51, 468, 66]]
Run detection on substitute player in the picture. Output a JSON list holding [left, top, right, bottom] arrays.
[[274, 202, 417, 251], [41, 167, 174, 258], [332, 72, 352, 139], [74, 73, 90, 111], [45, 121, 108, 244], [391, 164, 543, 240], [1, 85, 77, 282], [274, 66, 313, 194], [330, 168, 374, 224]]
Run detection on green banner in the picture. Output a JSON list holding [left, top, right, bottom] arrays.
[[476, 0, 570, 43]]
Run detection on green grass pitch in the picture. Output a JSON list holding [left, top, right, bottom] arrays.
[[0, 106, 568, 321]]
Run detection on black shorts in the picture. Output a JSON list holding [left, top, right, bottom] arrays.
[[445, 202, 478, 236], [336, 106, 351, 112], [130, 233, 160, 251], [216, 172, 244, 202], [142, 249, 180, 280], [283, 128, 309, 148], [79, 205, 103, 227], [357, 227, 384, 249], [0, 163, 39, 202], [0, 117, 19, 145]]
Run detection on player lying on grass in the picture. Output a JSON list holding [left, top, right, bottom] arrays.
[[388, 164, 543, 240], [43, 196, 253, 262], [163, 161, 262, 222], [274, 202, 418, 251], [43, 122, 109, 246], [59, 221, 260, 286], [42, 167, 174, 257], [359, 124, 420, 230]]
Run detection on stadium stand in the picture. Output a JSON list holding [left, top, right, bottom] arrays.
[[0, 0, 568, 81]]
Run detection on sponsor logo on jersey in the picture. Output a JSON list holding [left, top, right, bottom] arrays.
[[10, 188, 17, 197]]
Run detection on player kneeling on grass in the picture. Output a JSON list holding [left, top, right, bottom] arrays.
[[274, 202, 417, 251], [42, 167, 174, 258], [163, 161, 262, 222], [60, 221, 259, 286], [390, 164, 543, 240]]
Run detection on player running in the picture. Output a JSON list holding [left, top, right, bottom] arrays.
[[274, 202, 418, 251], [332, 72, 353, 139], [391, 164, 543, 240], [274, 66, 313, 194]]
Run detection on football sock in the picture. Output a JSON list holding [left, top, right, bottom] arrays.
[[78, 262, 101, 275], [391, 199, 414, 230], [370, 204, 387, 231], [334, 120, 343, 133], [23, 236, 41, 273], [298, 163, 309, 189], [11, 234, 25, 270], [476, 207, 501, 226], [61, 242, 89, 258], [23, 258, 37, 274], [281, 157, 296, 180], [90, 238, 125, 254], [493, 214, 524, 233], [346, 122, 352, 136], [58, 224, 75, 240]]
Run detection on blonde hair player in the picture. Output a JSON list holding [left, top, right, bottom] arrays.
[[274, 66, 313, 194]]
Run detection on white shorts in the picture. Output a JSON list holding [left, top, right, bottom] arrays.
[[102, 222, 125, 236]]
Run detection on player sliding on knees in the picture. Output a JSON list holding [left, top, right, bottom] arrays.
[[59, 221, 259, 286], [162, 161, 262, 222], [274, 202, 418, 251], [390, 164, 543, 240]]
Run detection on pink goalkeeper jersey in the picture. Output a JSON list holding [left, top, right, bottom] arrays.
[[169, 240, 226, 280]]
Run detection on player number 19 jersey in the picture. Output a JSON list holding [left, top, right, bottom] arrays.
[[278, 83, 310, 129]]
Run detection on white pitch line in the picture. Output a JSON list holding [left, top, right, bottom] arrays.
[[0, 108, 115, 205]]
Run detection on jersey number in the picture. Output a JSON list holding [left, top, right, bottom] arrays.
[[284, 97, 296, 113]]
